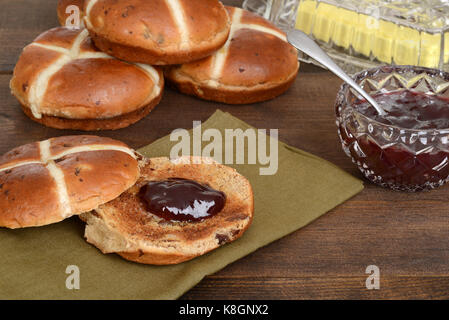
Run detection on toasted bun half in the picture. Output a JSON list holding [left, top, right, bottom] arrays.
[[10, 27, 163, 131], [57, 0, 85, 27], [81, 156, 254, 265], [165, 6, 300, 104], [0, 136, 140, 229], [83, 0, 231, 65]]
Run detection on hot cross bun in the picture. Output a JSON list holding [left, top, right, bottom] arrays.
[[165, 6, 300, 104], [0, 136, 140, 229], [10, 27, 163, 131], [83, 0, 231, 65]]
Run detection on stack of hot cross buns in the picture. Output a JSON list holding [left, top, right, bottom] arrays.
[[10, 0, 300, 131]]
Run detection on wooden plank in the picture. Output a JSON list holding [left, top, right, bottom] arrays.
[[0, 0, 59, 72], [182, 276, 449, 299]]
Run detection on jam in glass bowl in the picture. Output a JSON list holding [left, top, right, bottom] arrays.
[[336, 65, 449, 192]]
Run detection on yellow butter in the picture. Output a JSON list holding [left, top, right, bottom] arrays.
[[353, 13, 376, 57], [419, 32, 441, 68], [445, 32, 449, 63], [393, 26, 419, 66], [332, 8, 357, 49], [294, 0, 447, 70], [372, 20, 397, 64], [312, 2, 336, 43], [296, 0, 317, 35]]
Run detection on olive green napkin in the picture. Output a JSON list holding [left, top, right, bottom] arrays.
[[0, 110, 363, 300]]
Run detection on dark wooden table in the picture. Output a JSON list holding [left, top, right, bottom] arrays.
[[1, 0, 449, 300]]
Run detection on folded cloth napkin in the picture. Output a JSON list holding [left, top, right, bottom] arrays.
[[0, 110, 363, 299]]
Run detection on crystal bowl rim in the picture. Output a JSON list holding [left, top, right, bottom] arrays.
[[336, 64, 449, 134]]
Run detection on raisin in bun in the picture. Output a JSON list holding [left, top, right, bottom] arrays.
[[0, 136, 140, 229], [83, 0, 231, 65], [80, 156, 254, 265], [58, 0, 85, 27], [10, 27, 163, 131], [165, 6, 300, 104]]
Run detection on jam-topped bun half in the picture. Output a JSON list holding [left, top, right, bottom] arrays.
[[80, 156, 254, 265], [10, 27, 164, 131], [0, 136, 140, 229], [83, 0, 231, 65], [165, 6, 300, 104]]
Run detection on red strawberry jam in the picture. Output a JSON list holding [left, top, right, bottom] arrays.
[[355, 90, 449, 130], [337, 89, 449, 191], [139, 178, 226, 222]]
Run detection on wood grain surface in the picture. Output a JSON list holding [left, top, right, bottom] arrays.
[[1, 0, 449, 300]]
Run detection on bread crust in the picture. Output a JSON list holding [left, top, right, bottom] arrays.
[[166, 67, 298, 105], [165, 6, 300, 104], [0, 136, 140, 229], [84, 0, 231, 65], [81, 157, 254, 265], [19, 86, 163, 131]]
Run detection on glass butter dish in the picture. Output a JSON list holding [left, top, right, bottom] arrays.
[[243, 0, 449, 74]]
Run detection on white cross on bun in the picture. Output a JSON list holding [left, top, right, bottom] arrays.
[[165, 6, 300, 104], [10, 27, 163, 131], [83, 0, 231, 65], [80, 156, 254, 265], [0, 136, 140, 229]]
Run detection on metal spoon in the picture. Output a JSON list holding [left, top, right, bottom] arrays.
[[287, 29, 386, 116]]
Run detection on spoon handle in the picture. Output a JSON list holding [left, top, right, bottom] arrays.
[[287, 29, 385, 116]]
